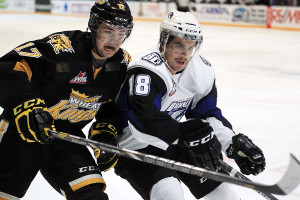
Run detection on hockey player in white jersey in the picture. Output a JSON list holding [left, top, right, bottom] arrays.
[[114, 10, 266, 200]]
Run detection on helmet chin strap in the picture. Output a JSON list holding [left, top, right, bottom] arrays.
[[162, 55, 179, 74], [159, 44, 177, 74], [93, 47, 104, 58], [93, 40, 105, 58], [89, 29, 106, 59]]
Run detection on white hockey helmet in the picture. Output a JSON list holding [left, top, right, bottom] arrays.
[[159, 10, 203, 53]]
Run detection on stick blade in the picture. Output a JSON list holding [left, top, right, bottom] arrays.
[[276, 154, 300, 194]]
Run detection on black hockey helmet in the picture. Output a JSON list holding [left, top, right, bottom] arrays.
[[88, 0, 133, 38]]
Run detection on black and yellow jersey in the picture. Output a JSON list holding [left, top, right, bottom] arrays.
[[0, 30, 131, 133]]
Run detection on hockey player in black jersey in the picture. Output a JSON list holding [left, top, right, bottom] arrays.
[[115, 10, 266, 200], [0, 0, 133, 199]]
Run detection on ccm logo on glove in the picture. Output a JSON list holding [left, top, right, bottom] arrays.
[[189, 132, 215, 147], [13, 98, 45, 115], [89, 122, 119, 171]]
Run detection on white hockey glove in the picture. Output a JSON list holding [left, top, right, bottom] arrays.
[[226, 133, 266, 175]]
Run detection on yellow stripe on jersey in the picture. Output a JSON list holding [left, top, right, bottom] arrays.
[[93, 66, 103, 79], [13, 59, 33, 82], [69, 174, 106, 192], [0, 119, 9, 143]]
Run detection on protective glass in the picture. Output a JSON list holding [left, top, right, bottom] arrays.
[[167, 41, 198, 57], [95, 23, 128, 43]]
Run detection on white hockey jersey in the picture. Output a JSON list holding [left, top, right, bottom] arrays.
[[117, 46, 234, 152]]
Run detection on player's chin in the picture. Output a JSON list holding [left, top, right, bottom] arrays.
[[102, 50, 117, 58]]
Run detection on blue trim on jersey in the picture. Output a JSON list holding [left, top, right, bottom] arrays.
[[128, 108, 143, 130], [154, 93, 162, 110], [188, 93, 223, 119], [116, 84, 144, 130]]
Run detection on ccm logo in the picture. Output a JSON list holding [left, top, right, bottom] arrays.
[[185, 29, 197, 33], [189, 132, 215, 147], [79, 166, 99, 173], [116, 17, 127, 21]]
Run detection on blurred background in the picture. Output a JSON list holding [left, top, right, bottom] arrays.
[[0, 0, 300, 31], [0, 0, 300, 200]]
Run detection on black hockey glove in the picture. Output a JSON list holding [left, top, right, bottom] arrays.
[[13, 98, 55, 144], [226, 133, 266, 175], [89, 122, 119, 172], [168, 119, 222, 171]]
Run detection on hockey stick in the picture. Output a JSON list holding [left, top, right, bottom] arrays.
[[48, 130, 300, 195], [219, 160, 279, 200]]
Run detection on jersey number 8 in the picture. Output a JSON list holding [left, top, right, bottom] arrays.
[[129, 74, 151, 96]]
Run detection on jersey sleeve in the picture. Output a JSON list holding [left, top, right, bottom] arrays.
[[0, 44, 39, 109], [185, 80, 235, 152], [0, 31, 80, 111], [122, 66, 181, 149]]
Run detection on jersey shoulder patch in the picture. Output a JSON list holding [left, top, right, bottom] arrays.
[[47, 33, 75, 54], [199, 55, 211, 67], [141, 52, 163, 66], [121, 48, 132, 66]]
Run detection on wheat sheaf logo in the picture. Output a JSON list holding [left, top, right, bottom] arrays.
[[48, 33, 75, 54]]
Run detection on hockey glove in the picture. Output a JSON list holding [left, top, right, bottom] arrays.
[[89, 122, 119, 172], [172, 119, 222, 171], [13, 98, 55, 144], [226, 133, 266, 175]]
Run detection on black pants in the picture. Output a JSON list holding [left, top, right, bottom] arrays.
[[0, 118, 107, 200], [114, 146, 222, 200]]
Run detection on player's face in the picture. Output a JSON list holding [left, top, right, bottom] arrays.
[[164, 37, 197, 74], [94, 23, 127, 59]]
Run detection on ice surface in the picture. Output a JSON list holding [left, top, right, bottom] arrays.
[[0, 13, 299, 200]]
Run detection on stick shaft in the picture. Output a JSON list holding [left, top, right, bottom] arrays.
[[48, 130, 299, 195]]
